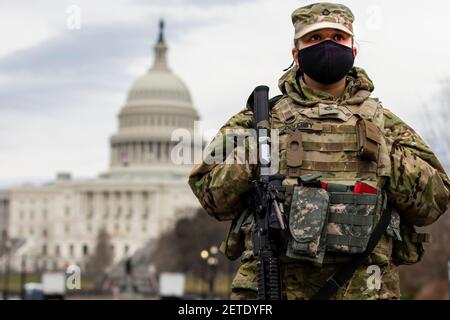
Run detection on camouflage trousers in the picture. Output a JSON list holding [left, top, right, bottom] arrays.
[[230, 258, 401, 300]]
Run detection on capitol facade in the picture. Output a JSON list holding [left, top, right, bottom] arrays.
[[2, 21, 200, 273]]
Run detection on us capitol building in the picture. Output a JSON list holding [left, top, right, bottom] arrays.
[[1, 21, 200, 274]]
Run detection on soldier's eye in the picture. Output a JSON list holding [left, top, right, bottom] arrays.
[[334, 34, 344, 41], [310, 35, 321, 42]]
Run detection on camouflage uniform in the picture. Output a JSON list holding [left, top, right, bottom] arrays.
[[188, 3, 450, 300]]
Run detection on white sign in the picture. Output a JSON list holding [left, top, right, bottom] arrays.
[[42, 272, 66, 295], [159, 272, 185, 298]]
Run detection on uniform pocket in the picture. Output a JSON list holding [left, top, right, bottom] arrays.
[[392, 221, 429, 265], [286, 186, 329, 264]]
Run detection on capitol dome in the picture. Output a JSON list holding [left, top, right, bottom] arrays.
[[127, 71, 192, 105], [105, 20, 199, 180]]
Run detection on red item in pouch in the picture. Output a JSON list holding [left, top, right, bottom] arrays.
[[353, 182, 377, 194]]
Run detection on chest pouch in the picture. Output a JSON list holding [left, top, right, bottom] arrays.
[[356, 118, 383, 162]]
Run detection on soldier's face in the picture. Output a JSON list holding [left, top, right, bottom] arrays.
[[292, 28, 357, 66]]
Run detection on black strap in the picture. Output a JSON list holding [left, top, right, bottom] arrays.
[[247, 94, 283, 111], [311, 198, 393, 300], [326, 234, 368, 248], [328, 213, 374, 226], [269, 95, 283, 109]]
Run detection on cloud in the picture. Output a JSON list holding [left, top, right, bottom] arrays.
[[0, 13, 168, 181], [0, 0, 239, 182], [0, 0, 449, 184]]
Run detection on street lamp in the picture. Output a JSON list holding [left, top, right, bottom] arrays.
[[2, 231, 12, 300], [20, 256, 27, 300], [200, 250, 209, 260], [207, 247, 219, 298], [199, 250, 209, 298], [210, 246, 218, 255], [200, 246, 220, 299]]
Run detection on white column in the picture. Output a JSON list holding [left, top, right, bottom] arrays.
[[157, 142, 161, 161], [119, 144, 125, 165], [116, 145, 121, 166], [117, 144, 122, 165], [136, 141, 141, 164], [163, 142, 167, 162], [115, 145, 119, 166], [127, 143, 133, 164], [151, 142, 155, 162], [143, 141, 149, 163], [109, 145, 114, 166], [166, 142, 171, 163]]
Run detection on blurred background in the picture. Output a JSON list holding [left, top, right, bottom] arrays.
[[0, 0, 449, 300]]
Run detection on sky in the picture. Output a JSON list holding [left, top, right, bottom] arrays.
[[0, 0, 449, 187]]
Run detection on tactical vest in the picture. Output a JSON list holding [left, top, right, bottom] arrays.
[[221, 91, 426, 267], [272, 94, 390, 185], [270, 92, 393, 264]]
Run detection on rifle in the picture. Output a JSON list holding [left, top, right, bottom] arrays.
[[247, 86, 285, 300]]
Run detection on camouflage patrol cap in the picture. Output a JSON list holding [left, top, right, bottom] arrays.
[[292, 2, 354, 40]]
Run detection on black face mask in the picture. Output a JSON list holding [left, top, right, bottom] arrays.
[[298, 40, 355, 85]]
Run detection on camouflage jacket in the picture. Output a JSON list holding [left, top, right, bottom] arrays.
[[188, 66, 450, 227]]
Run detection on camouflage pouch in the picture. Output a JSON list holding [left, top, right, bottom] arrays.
[[325, 192, 379, 254], [220, 209, 250, 261], [392, 220, 430, 265], [356, 118, 382, 162], [286, 186, 329, 264]]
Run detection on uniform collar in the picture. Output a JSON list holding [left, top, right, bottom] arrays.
[[278, 66, 375, 107]]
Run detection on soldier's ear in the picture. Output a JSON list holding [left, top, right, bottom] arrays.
[[352, 38, 358, 58], [292, 48, 299, 67]]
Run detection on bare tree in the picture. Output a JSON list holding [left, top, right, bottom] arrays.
[[399, 80, 450, 298], [152, 208, 239, 277], [86, 228, 114, 289]]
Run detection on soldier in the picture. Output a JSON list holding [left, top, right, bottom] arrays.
[[188, 2, 450, 300]]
